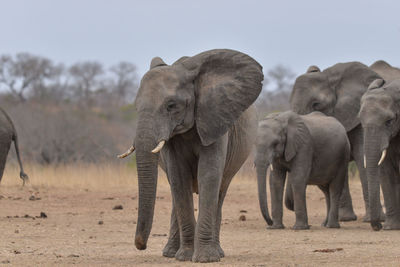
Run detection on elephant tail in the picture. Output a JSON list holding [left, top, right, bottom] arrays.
[[256, 164, 273, 226], [284, 182, 294, 211]]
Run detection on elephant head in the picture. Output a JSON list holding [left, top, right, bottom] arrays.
[[290, 62, 381, 132], [359, 79, 400, 230], [255, 111, 310, 225], [126, 49, 263, 250]]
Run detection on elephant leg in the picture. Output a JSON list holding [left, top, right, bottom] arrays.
[[0, 141, 10, 183], [268, 168, 286, 229], [192, 136, 227, 263], [289, 173, 309, 230], [381, 166, 400, 230], [348, 127, 384, 222], [162, 205, 180, 257], [325, 170, 346, 228], [166, 162, 196, 261], [318, 185, 330, 227]]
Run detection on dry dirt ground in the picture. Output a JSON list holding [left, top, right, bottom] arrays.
[[0, 164, 399, 266]]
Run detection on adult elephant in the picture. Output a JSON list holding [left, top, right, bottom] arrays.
[[289, 62, 389, 222], [359, 79, 400, 231], [118, 49, 263, 262], [0, 108, 28, 185]]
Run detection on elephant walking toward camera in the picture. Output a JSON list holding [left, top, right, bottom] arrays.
[[0, 108, 28, 185], [118, 49, 263, 262], [359, 79, 400, 230], [255, 111, 350, 229]]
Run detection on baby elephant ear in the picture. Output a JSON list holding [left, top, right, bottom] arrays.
[[285, 114, 310, 162], [307, 65, 321, 73], [150, 57, 167, 69], [368, 78, 385, 90]]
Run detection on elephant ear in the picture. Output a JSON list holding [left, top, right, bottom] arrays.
[[307, 65, 320, 73], [326, 62, 381, 132], [285, 113, 310, 162], [150, 57, 167, 69], [178, 49, 263, 146], [368, 79, 385, 90]]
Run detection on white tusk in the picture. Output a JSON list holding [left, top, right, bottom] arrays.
[[378, 149, 387, 166], [151, 140, 165, 153], [117, 146, 135, 158], [364, 155, 366, 168], [270, 164, 274, 171]]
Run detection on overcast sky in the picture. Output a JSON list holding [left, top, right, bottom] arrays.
[[0, 0, 399, 77]]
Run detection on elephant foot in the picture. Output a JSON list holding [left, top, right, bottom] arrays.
[[267, 223, 285, 229], [383, 218, 400, 230], [216, 243, 225, 258], [363, 209, 385, 223], [175, 246, 194, 261], [292, 224, 310, 230], [338, 208, 357, 222], [162, 239, 180, 258], [192, 244, 221, 263], [370, 221, 383, 231], [325, 221, 340, 228]]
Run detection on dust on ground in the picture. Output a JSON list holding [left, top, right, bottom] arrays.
[[0, 164, 399, 266]]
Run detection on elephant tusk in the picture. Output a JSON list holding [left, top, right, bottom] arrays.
[[151, 140, 165, 153], [378, 149, 387, 166], [270, 164, 274, 171], [364, 155, 366, 168], [117, 146, 135, 158]]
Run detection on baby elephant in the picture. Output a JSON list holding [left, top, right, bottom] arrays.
[[255, 111, 350, 229]]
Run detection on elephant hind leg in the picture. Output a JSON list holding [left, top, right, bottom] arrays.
[[0, 141, 11, 183], [318, 185, 330, 227]]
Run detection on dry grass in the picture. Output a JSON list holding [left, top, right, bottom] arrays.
[[1, 162, 360, 190], [1, 163, 161, 190]]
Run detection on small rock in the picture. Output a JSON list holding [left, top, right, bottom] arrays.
[[14, 230, 19, 234], [13, 250, 21, 254], [39, 212, 47, 218], [113, 205, 123, 210], [239, 215, 246, 221], [1, 260, 10, 264], [67, 254, 79, 258], [240, 210, 248, 213], [98, 220, 104, 225], [102, 197, 114, 200], [29, 195, 41, 201]]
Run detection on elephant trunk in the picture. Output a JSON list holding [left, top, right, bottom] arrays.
[[364, 127, 385, 231], [134, 117, 160, 250], [256, 163, 273, 225]]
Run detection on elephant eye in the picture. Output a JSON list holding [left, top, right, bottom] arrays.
[[311, 101, 320, 110], [166, 102, 177, 111], [385, 118, 394, 127]]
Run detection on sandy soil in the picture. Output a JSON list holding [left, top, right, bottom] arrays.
[[0, 165, 399, 266]]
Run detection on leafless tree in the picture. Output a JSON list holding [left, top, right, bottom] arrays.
[[256, 65, 296, 117], [68, 61, 104, 106], [0, 53, 57, 102]]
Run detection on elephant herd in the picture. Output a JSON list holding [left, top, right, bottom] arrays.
[[2, 49, 400, 263]]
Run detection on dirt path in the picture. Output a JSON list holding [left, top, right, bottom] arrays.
[[0, 174, 399, 266]]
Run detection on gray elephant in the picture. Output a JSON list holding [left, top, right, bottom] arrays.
[[118, 49, 263, 262], [0, 108, 28, 185], [359, 78, 400, 231], [255, 111, 350, 229], [289, 61, 400, 222]]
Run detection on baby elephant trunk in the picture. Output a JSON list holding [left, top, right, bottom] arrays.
[[256, 163, 273, 225]]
